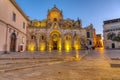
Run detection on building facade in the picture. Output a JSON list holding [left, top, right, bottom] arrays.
[[95, 34, 103, 48], [0, 0, 96, 52], [103, 18, 120, 49], [0, 0, 29, 52], [27, 6, 96, 52], [84, 24, 96, 49]]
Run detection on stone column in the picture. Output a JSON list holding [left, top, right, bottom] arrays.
[[36, 33, 39, 51]]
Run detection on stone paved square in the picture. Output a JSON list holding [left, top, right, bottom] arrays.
[[0, 49, 120, 80]]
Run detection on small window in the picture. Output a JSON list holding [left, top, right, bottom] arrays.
[[22, 37, 24, 44], [12, 12, 16, 22], [87, 32, 90, 38], [23, 22, 25, 29], [9, 28, 11, 33]]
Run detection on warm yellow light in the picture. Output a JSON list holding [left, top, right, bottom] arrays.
[[39, 43, 46, 51], [66, 45, 70, 51], [74, 50, 81, 61], [65, 41, 71, 52], [28, 44, 35, 51], [32, 21, 40, 27], [40, 20, 46, 27], [49, 43, 52, 52], [58, 46, 62, 52], [74, 41, 81, 50], [100, 47, 104, 50]]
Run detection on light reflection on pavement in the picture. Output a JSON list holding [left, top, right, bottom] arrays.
[[0, 49, 119, 80]]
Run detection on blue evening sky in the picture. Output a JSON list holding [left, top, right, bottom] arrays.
[[16, 0, 120, 34]]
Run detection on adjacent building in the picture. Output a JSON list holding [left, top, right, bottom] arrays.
[[84, 24, 96, 49], [0, 0, 29, 52], [95, 34, 103, 48], [103, 18, 120, 49]]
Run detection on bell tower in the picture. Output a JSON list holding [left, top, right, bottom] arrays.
[[47, 5, 63, 23]]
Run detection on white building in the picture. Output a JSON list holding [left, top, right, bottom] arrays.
[[103, 18, 120, 49], [0, 0, 29, 52]]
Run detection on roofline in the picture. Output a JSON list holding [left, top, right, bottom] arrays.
[[10, 0, 29, 21], [103, 18, 120, 25]]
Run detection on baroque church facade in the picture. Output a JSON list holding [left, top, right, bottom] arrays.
[[27, 6, 96, 52], [0, 0, 96, 52]]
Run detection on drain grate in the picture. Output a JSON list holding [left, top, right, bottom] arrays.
[[110, 64, 120, 68]]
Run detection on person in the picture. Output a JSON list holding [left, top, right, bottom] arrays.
[[88, 45, 92, 53]]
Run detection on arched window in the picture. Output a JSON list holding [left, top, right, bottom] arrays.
[[31, 35, 36, 39]]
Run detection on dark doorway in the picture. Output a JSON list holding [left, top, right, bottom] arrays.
[[89, 40, 92, 45], [10, 33, 16, 52], [112, 43, 115, 48], [53, 41, 57, 50]]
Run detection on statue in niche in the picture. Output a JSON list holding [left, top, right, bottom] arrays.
[[53, 23, 57, 28]]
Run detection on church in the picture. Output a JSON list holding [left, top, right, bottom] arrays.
[[0, 0, 96, 52], [27, 5, 96, 52]]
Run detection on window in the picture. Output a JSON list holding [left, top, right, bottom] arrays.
[[12, 12, 16, 22], [23, 22, 25, 29], [54, 18, 57, 21], [118, 32, 120, 37], [107, 32, 116, 40], [22, 37, 24, 44], [87, 32, 90, 38]]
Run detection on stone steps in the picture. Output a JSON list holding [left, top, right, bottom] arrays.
[[0, 60, 67, 73]]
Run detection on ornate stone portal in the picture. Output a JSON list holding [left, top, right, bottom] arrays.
[[49, 30, 62, 51], [27, 5, 88, 52]]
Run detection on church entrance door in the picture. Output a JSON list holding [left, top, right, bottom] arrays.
[[10, 33, 16, 52], [53, 41, 57, 50], [49, 30, 62, 51]]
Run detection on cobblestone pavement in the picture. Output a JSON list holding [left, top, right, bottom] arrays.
[[0, 49, 120, 80]]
